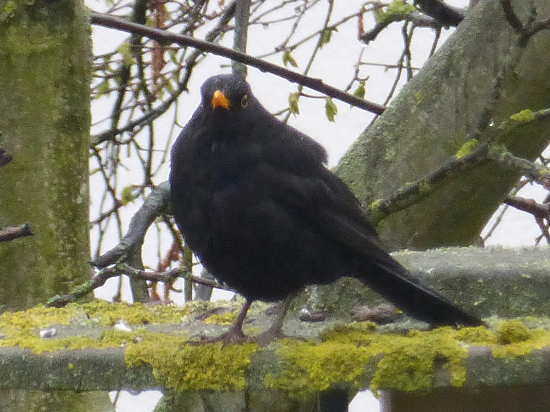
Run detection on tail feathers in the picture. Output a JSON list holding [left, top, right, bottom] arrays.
[[356, 256, 483, 327]]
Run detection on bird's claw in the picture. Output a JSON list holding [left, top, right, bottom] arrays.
[[191, 326, 247, 345]]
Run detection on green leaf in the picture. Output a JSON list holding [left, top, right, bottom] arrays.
[[168, 49, 178, 64], [353, 83, 366, 99], [510, 109, 536, 123], [325, 97, 338, 122], [283, 50, 298, 68], [121, 185, 137, 206], [387, 0, 415, 16], [165, 79, 175, 94], [376, 0, 415, 25], [288, 92, 300, 115], [455, 139, 478, 159], [319, 29, 332, 48], [97, 79, 111, 96], [118, 41, 134, 66]]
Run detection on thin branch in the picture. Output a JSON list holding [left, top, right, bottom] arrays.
[[92, 181, 171, 268], [0, 223, 33, 242], [500, 0, 525, 34], [359, 11, 444, 44], [486, 143, 550, 190], [90, 11, 385, 115], [372, 124, 550, 224], [501, 0, 550, 47], [232, 0, 251, 76], [414, 0, 465, 27], [370, 143, 490, 223], [46, 264, 232, 309], [504, 196, 550, 219], [0, 148, 13, 167]]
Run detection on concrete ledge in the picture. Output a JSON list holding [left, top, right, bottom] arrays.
[[0, 347, 158, 391], [313, 247, 550, 317], [1, 341, 550, 392], [1, 247, 550, 399]]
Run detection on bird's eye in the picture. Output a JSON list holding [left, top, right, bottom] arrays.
[[241, 95, 249, 108]]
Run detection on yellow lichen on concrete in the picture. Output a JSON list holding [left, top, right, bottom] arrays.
[[493, 320, 550, 358], [0, 300, 198, 331], [125, 332, 258, 391], [3, 302, 550, 395], [0, 301, 200, 355], [263, 320, 550, 396], [203, 311, 238, 325], [266, 324, 475, 396]]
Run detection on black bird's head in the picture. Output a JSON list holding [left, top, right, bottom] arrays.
[[200, 74, 254, 115]]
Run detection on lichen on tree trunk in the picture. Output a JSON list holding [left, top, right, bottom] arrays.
[[335, 0, 550, 250], [0, 0, 91, 310]]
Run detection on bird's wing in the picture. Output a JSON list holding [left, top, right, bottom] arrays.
[[253, 160, 389, 262]]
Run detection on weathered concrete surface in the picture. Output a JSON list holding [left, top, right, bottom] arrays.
[[1, 342, 550, 392], [314, 247, 550, 318]]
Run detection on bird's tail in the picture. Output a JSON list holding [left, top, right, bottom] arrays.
[[355, 254, 483, 327]]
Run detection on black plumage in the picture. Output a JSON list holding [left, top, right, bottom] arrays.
[[170, 74, 482, 341]]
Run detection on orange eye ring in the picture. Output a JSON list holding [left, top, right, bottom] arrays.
[[241, 95, 249, 108]]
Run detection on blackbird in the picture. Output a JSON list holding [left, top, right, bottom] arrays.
[[170, 74, 483, 342]]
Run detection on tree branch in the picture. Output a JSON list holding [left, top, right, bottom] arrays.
[[90, 11, 385, 115], [0, 148, 13, 167], [46, 264, 232, 308], [370, 142, 490, 223], [504, 195, 550, 219], [371, 105, 550, 223], [415, 0, 465, 27], [0, 223, 33, 243], [92, 181, 171, 268], [486, 143, 550, 190], [501, 0, 550, 47]]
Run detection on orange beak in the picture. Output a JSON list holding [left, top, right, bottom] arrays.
[[211, 90, 231, 110]]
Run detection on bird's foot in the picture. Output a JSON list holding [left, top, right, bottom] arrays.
[[194, 326, 247, 345], [220, 327, 248, 344]]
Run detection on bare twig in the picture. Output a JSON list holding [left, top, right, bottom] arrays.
[[46, 264, 232, 308], [501, 0, 550, 47], [360, 11, 446, 44], [0, 148, 13, 167], [90, 11, 385, 115], [415, 0, 465, 27], [92, 181, 171, 268], [504, 196, 550, 219], [0, 223, 33, 242]]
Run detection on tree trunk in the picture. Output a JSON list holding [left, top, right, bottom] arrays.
[[336, 0, 550, 249], [0, 1, 91, 310]]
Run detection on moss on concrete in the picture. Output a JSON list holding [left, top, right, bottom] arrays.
[[265, 324, 472, 396], [493, 320, 549, 358], [126, 334, 258, 392], [2, 303, 550, 395], [265, 320, 550, 397], [203, 310, 238, 325]]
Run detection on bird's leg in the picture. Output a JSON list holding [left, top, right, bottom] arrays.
[[254, 292, 297, 345], [197, 299, 251, 344], [221, 299, 252, 343]]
